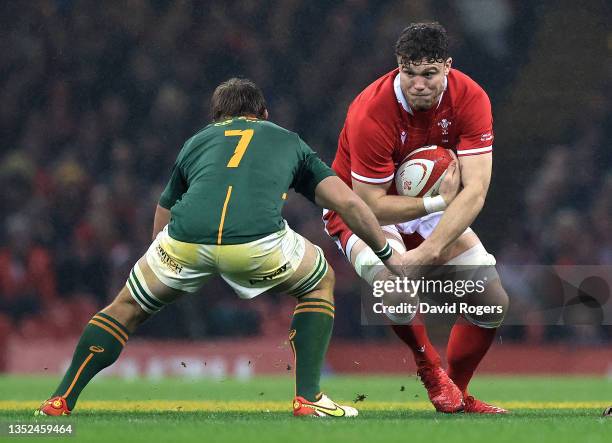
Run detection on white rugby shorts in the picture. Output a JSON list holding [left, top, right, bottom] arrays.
[[132, 222, 313, 308]]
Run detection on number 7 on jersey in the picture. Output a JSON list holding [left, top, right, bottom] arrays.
[[225, 129, 254, 168]]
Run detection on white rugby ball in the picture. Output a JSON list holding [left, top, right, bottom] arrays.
[[395, 146, 454, 197]]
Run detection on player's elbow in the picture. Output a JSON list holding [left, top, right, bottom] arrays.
[[338, 194, 363, 215], [353, 193, 384, 220], [334, 194, 369, 221]]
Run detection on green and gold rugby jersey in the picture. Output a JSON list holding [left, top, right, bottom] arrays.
[[158, 117, 335, 245]]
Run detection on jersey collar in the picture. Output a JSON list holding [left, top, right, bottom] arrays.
[[393, 72, 448, 115]]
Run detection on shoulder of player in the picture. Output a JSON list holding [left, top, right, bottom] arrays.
[[448, 69, 490, 104], [447, 69, 491, 121], [351, 69, 397, 110], [179, 124, 214, 154], [347, 106, 397, 139], [255, 119, 298, 137], [239, 119, 313, 159], [252, 120, 310, 152], [347, 72, 399, 132], [184, 119, 296, 144]]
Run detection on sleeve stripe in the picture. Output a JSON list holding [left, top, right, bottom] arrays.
[[456, 146, 492, 156], [350, 171, 394, 184]]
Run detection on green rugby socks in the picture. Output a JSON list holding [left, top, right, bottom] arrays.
[[289, 298, 335, 401], [52, 312, 129, 409]]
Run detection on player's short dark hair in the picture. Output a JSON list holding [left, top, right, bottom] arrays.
[[395, 22, 449, 66], [211, 78, 267, 121]]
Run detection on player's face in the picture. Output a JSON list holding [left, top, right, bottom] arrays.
[[398, 57, 452, 111]]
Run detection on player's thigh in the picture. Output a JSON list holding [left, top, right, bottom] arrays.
[[131, 256, 187, 302], [444, 240, 508, 327], [273, 237, 334, 301], [106, 256, 188, 330], [438, 230, 481, 264], [349, 227, 407, 286], [122, 257, 192, 317], [125, 228, 215, 314], [218, 225, 332, 302], [350, 228, 421, 322]]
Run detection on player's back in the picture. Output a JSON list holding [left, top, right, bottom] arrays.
[[162, 117, 313, 245]]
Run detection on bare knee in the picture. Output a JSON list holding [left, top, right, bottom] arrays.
[[102, 287, 150, 333], [303, 265, 335, 304], [374, 269, 419, 324], [322, 265, 335, 288], [484, 280, 510, 313], [464, 279, 509, 328]]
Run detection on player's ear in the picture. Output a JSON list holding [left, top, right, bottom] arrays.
[[444, 58, 452, 75], [262, 109, 269, 120]]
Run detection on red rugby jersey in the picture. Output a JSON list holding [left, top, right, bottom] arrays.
[[332, 67, 493, 187]]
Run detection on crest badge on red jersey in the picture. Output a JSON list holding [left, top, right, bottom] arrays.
[[438, 119, 452, 143]]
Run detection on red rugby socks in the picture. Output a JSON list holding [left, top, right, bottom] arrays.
[[392, 322, 442, 367], [446, 318, 497, 395]]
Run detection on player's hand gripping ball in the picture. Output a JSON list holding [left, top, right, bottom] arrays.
[[395, 146, 455, 197]]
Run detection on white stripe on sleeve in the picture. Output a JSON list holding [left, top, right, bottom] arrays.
[[350, 170, 395, 183], [456, 146, 492, 156]]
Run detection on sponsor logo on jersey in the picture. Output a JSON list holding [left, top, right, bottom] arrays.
[[89, 345, 105, 353], [156, 245, 183, 274], [249, 263, 289, 285], [480, 132, 493, 142]]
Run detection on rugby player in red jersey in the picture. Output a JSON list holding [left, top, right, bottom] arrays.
[[324, 22, 509, 413]]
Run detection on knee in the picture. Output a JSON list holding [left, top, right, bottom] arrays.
[[496, 286, 510, 312], [486, 282, 510, 315], [103, 287, 150, 332], [464, 280, 509, 328], [374, 270, 419, 324], [322, 265, 335, 287], [310, 263, 335, 304]]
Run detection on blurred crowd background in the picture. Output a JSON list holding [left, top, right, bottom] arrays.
[[0, 0, 610, 344]]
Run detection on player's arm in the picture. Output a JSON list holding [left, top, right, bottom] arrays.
[[413, 153, 492, 263], [407, 88, 494, 262], [293, 137, 403, 272], [316, 176, 388, 252], [152, 205, 170, 240], [351, 164, 459, 226], [347, 114, 459, 225], [155, 159, 187, 239], [314, 176, 404, 271]]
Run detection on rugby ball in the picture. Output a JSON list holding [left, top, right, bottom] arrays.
[[395, 146, 454, 197]]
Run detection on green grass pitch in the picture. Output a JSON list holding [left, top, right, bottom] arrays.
[[0, 375, 610, 442]]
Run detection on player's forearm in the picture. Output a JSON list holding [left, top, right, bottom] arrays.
[[420, 186, 485, 259], [337, 197, 388, 252], [315, 176, 388, 251], [152, 204, 171, 240], [368, 194, 428, 226]]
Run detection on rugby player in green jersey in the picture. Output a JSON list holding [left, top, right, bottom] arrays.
[[37, 78, 412, 418]]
